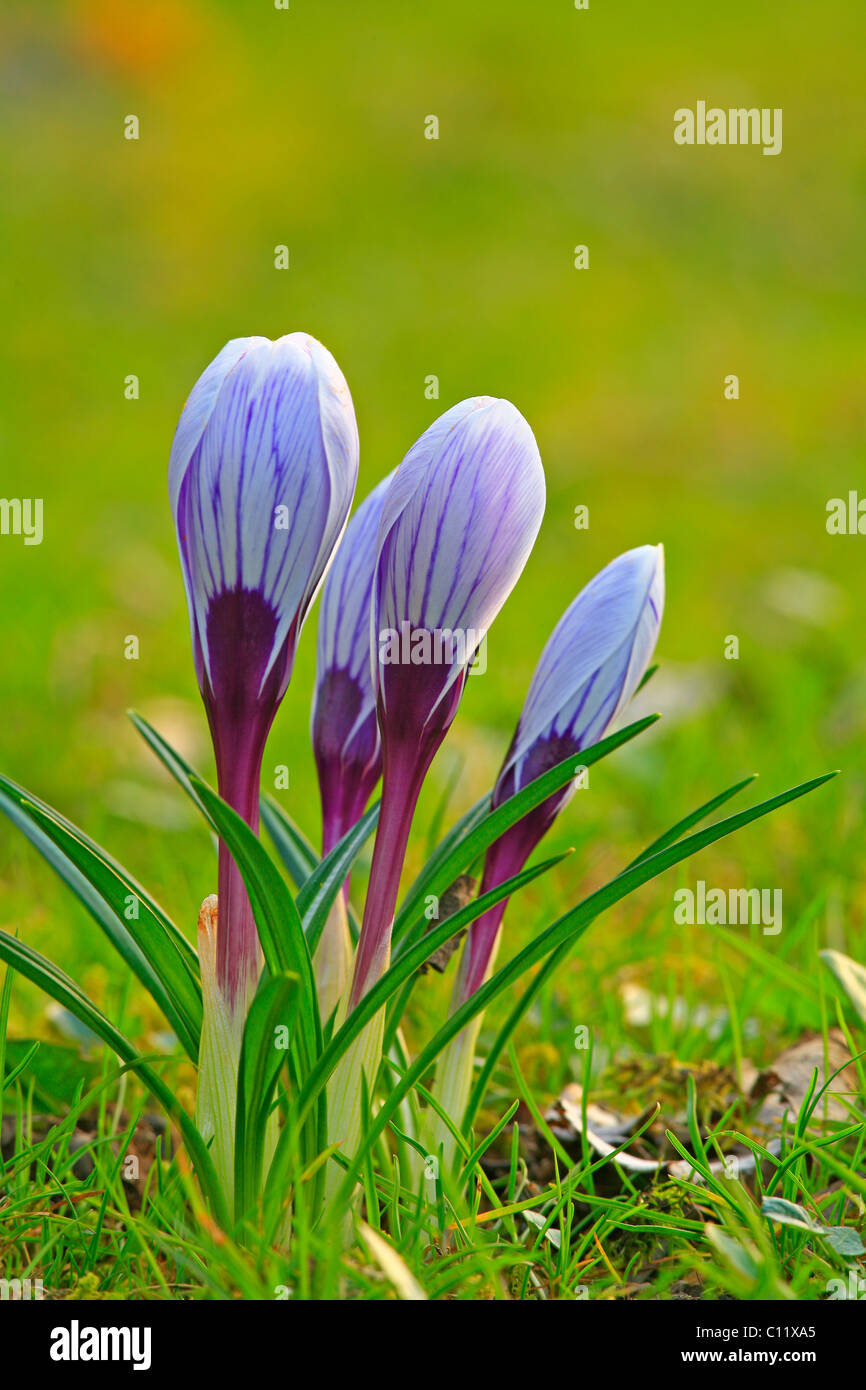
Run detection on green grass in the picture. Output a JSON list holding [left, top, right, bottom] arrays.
[[0, 0, 864, 1299]]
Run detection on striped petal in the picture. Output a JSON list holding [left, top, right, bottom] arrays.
[[458, 543, 665, 1003], [312, 473, 393, 853], [168, 332, 358, 1004], [496, 544, 665, 803], [171, 332, 359, 700], [374, 397, 545, 726]]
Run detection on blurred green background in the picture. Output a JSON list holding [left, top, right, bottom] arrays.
[[1, 0, 864, 1071]]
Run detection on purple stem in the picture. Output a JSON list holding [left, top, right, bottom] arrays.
[[348, 652, 467, 1009], [212, 732, 265, 1005], [457, 781, 569, 1002], [321, 811, 352, 905], [201, 587, 293, 1007], [348, 735, 433, 1007]]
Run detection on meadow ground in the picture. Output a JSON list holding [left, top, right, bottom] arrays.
[[0, 0, 864, 1300]]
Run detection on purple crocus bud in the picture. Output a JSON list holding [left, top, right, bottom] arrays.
[[349, 397, 546, 1008], [460, 543, 665, 1000], [312, 472, 393, 859], [326, 398, 545, 1194], [311, 473, 392, 1021], [427, 544, 664, 1163], [170, 333, 359, 1008]]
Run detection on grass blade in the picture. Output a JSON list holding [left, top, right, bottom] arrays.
[[235, 971, 300, 1222], [331, 769, 836, 1212], [0, 928, 225, 1222], [392, 714, 660, 950], [0, 775, 201, 1060], [260, 796, 320, 889], [468, 772, 764, 1123], [296, 803, 379, 952]]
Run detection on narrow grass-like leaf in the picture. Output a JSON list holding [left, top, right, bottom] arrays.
[[133, 708, 327, 1177], [296, 802, 379, 952], [235, 971, 300, 1222], [0, 775, 201, 1060], [1, 1040, 40, 1092], [393, 714, 660, 950], [0, 929, 225, 1223], [468, 771, 763, 1124], [187, 776, 327, 1185], [260, 796, 320, 889], [264, 852, 565, 1211], [189, 777, 320, 1068], [289, 853, 567, 1136], [332, 770, 836, 1212]]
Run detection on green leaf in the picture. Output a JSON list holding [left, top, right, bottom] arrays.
[[760, 1196, 817, 1230], [130, 715, 318, 1065], [235, 971, 300, 1222], [392, 713, 660, 951], [2, 1040, 41, 1092], [260, 795, 320, 890], [0, 929, 226, 1223], [296, 803, 379, 954], [330, 769, 836, 1213], [287, 852, 567, 1141], [468, 772, 762, 1123], [265, 851, 565, 1211], [261, 796, 366, 942], [188, 778, 320, 1067], [0, 774, 201, 1061], [761, 1196, 866, 1256], [187, 776, 328, 1185], [131, 711, 327, 1179]]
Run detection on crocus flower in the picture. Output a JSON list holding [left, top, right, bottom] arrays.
[[351, 397, 546, 1008], [433, 544, 664, 1151], [310, 472, 392, 1018], [169, 333, 358, 1011], [170, 333, 358, 1015], [326, 397, 545, 1193], [170, 332, 358, 1205]]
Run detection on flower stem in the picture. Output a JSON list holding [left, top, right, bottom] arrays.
[[349, 737, 431, 1006]]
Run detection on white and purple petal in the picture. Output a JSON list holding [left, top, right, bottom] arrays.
[[168, 337, 269, 520], [373, 397, 546, 727], [172, 333, 359, 700], [459, 544, 665, 999], [312, 473, 393, 853], [169, 331, 358, 1001], [495, 544, 665, 803]]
